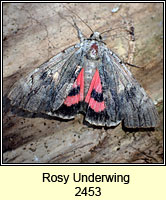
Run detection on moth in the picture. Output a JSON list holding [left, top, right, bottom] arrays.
[[8, 21, 159, 128]]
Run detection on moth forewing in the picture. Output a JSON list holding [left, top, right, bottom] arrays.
[[8, 21, 159, 128]]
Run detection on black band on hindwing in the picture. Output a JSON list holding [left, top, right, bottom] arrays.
[[91, 89, 104, 102], [68, 86, 80, 96]]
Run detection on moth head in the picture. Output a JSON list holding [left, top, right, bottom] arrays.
[[89, 32, 102, 41]]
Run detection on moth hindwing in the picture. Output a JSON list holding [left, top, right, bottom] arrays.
[[8, 23, 159, 128]]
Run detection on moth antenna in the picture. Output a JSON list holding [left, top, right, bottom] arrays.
[[63, 4, 94, 33], [58, 12, 85, 42], [100, 26, 124, 35], [71, 16, 86, 42], [58, 12, 74, 27]]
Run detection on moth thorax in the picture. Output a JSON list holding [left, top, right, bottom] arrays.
[[88, 43, 99, 60]]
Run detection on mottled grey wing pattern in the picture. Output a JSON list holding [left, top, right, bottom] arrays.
[[8, 45, 83, 115], [8, 25, 159, 128], [99, 50, 159, 128]]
